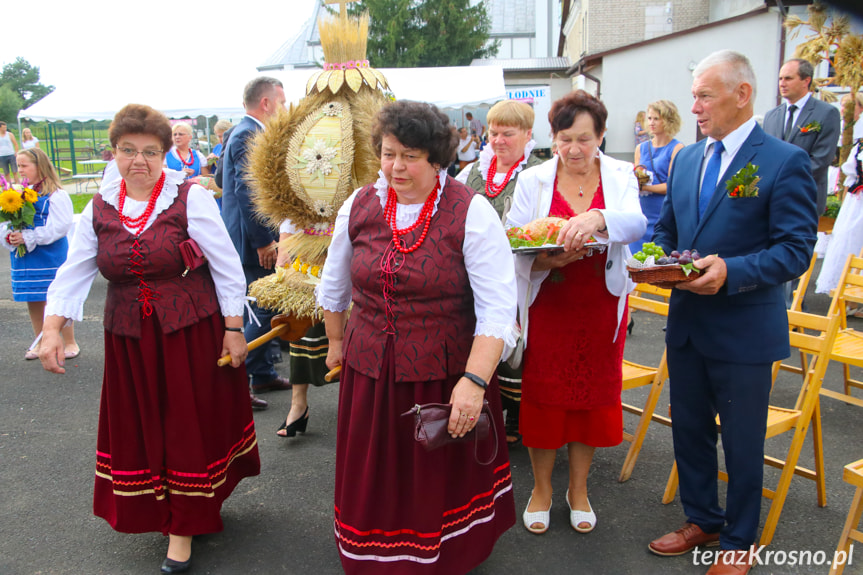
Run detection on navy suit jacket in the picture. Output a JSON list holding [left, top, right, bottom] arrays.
[[654, 123, 817, 364], [763, 96, 840, 214], [220, 116, 277, 267]]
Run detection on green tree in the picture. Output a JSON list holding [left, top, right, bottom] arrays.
[[0, 57, 55, 108], [0, 84, 24, 124], [350, 0, 498, 67]]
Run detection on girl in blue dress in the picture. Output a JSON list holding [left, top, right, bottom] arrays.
[[631, 100, 684, 253], [1, 148, 79, 359]]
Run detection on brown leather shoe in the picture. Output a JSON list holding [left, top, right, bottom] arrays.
[[649, 522, 720, 556], [252, 376, 291, 394], [705, 549, 752, 574], [250, 392, 269, 411]]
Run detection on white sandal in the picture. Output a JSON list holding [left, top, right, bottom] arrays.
[[566, 489, 596, 533], [522, 495, 552, 534]]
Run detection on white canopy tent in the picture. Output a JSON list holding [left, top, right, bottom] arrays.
[[18, 65, 506, 123]]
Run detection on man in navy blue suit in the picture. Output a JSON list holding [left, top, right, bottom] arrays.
[[648, 51, 817, 575], [221, 77, 290, 410]]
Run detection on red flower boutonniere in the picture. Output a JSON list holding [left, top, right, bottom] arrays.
[[726, 163, 760, 198], [799, 121, 822, 134]]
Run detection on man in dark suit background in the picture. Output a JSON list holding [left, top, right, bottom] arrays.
[[648, 51, 817, 575], [763, 58, 839, 308], [221, 77, 290, 410], [763, 58, 839, 215]]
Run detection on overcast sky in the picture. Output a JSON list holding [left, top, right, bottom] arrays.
[[1, 0, 317, 99]]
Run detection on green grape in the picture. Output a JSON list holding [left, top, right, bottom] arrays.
[[634, 252, 647, 263]]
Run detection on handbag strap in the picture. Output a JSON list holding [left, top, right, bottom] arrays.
[[473, 402, 499, 465]]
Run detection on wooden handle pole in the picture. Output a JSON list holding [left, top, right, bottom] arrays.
[[218, 323, 289, 367], [325, 365, 342, 382]]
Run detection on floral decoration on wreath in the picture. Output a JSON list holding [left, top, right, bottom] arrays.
[[294, 137, 341, 184], [799, 121, 822, 134], [726, 163, 760, 198], [0, 175, 39, 257]]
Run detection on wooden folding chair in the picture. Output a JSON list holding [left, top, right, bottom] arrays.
[[619, 284, 671, 482], [831, 459, 863, 575], [823, 254, 863, 408], [661, 308, 842, 546], [777, 253, 818, 380]]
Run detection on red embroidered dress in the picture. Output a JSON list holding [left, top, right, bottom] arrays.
[[334, 179, 515, 574], [520, 177, 626, 449], [90, 184, 260, 535]]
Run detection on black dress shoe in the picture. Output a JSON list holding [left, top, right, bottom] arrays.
[[160, 556, 191, 573], [250, 393, 269, 411], [276, 407, 309, 437], [251, 376, 292, 394]]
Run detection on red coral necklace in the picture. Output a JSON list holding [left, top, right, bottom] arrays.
[[485, 154, 524, 198], [177, 148, 194, 168], [118, 172, 166, 236], [383, 179, 440, 253]]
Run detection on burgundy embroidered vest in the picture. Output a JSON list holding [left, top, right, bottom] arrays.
[[346, 177, 475, 382], [93, 183, 219, 337]]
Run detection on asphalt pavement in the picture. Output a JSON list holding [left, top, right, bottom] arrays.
[[1, 253, 861, 575]]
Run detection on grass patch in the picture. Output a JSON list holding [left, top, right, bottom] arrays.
[[70, 193, 94, 214]]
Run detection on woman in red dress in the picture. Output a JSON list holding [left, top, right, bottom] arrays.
[[507, 90, 646, 535], [39, 104, 259, 574]]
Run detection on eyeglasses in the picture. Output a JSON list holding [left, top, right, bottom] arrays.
[[116, 147, 163, 160]]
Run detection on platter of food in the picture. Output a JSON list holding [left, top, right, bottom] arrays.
[[508, 217, 607, 256]]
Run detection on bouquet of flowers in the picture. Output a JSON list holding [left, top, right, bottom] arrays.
[[0, 175, 39, 257]]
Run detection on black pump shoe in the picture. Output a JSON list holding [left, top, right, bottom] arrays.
[[160, 557, 191, 574], [627, 317, 635, 335], [276, 407, 309, 437]]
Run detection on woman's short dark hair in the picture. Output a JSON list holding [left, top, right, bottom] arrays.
[[109, 104, 173, 153], [549, 90, 608, 138], [371, 101, 458, 168]]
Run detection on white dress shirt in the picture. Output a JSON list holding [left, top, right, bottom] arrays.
[[784, 92, 811, 134], [45, 169, 247, 321], [316, 170, 517, 348], [700, 117, 758, 190]]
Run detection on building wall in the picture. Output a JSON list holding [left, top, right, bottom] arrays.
[[586, 0, 709, 54], [709, 0, 764, 21], [599, 10, 782, 158], [504, 76, 572, 148]]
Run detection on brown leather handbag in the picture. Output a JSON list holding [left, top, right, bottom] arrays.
[[401, 400, 498, 465]]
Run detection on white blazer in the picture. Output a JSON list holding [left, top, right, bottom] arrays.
[[506, 152, 647, 345]]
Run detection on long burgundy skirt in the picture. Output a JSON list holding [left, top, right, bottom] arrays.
[[334, 337, 515, 575], [93, 312, 260, 536]]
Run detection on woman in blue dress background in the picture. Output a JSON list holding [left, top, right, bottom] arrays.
[[630, 100, 684, 253], [1, 148, 79, 359], [165, 123, 209, 179]]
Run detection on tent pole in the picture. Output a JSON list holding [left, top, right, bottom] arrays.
[[68, 124, 77, 176]]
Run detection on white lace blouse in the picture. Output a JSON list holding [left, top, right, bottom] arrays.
[[0, 189, 73, 253], [45, 169, 247, 321], [455, 139, 537, 185], [316, 170, 517, 347]]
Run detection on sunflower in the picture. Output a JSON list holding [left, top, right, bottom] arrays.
[[23, 188, 38, 204], [0, 189, 24, 213]]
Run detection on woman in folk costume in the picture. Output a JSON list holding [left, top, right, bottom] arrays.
[[245, 12, 391, 437], [39, 104, 259, 574], [456, 99, 543, 445], [319, 99, 517, 574]]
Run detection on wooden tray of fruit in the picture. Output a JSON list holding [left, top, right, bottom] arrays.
[[627, 244, 701, 286]]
